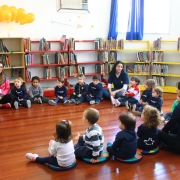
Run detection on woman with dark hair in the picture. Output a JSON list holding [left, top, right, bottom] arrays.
[[0, 62, 14, 108], [102, 61, 129, 103]]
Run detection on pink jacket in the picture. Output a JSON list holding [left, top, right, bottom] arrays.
[[0, 79, 10, 95]]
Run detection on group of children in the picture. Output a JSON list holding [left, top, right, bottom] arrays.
[[25, 105, 162, 168], [110, 76, 163, 115]]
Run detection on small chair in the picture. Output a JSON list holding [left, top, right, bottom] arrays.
[[82, 150, 109, 164], [141, 146, 159, 155], [46, 160, 77, 171], [115, 149, 143, 163]]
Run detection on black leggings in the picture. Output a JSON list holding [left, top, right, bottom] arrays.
[[36, 156, 59, 166], [0, 94, 14, 104]]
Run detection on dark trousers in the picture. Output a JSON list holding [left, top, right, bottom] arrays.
[[164, 112, 172, 121], [70, 94, 86, 103], [119, 97, 139, 106], [74, 138, 92, 158], [86, 91, 103, 102], [29, 96, 49, 103], [54, 97, 68, 103], [14, 99, 28, 107], [102, 88, 125, 100], [158, 130, 180, 153], [0, 94, 14, 104], [36, 156, 59, 166]]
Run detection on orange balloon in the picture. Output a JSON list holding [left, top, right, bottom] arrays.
[[15, 8, 26, 23], [0, 6, 3, 22], [9, 6, 17, 22], [2, 9, 12, 22], [2, 5, 9, 10], [20, 13, 35, 25]]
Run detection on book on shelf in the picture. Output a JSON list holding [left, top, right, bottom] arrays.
[[39, 38, 51, 51], [117, 39, 124, 49], [152, 64, 168, 74], [109, 51, 117, 63], [0, 54, 10, 67], [70, 52, 77, 64], [95, 64, 102, 74], [137, 52, 150, 62], [68, 38, 74, 51], [44, 67, 51, 79], [42, 54, 50, 64], [0, 39, 9, 52], [25, 69, 31, 80], [69, 65, 78, 77], [153, 76, 165, 86], [25, 54, 34, 66], [98, 51, 108, 63], [109, 37, 117, 49], [152, 51, 164, 62], [177, 37, 180, 50], [11, 68, 22, 80], [77, 65, 85, 75], [153, 37, 162, 50], [24, 38, 31, 52], [55, 52, 68, 64]]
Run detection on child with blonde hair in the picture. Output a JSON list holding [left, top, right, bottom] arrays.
[[25, 120, 75, 167], [137, 105, 162, 150], [11, 77, 31, 109]]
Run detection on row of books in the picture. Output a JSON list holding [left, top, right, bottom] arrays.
[[42, 55, 50, 64], [25, 54, 34, 66], [24, 38, 31, 52], [55, 52, 68, 64], [152, 51, 164, 62], [39, 38, 51, 51], [109, 38, 124, 50], [94, 38, 108, 51], [177, 37, 180, 51], [137, 52, 150, 62], [124, 64, 150, 74], [44, 67, 51, 79], [153, 37, 162, 50], [26, 69, 31, 80], [153, 76, 165, 86], [0, 39, 9, 52], [98, 51, 108, 63], [152, 64, 168, 74], [0, 54, 10, 67], [56, 66, 68, 78]]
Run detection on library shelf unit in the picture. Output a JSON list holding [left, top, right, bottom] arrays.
[[24, 39, 70, 96], [109, 40, 151, 90], [152, 40, 180, 93], [0, 37, 25, 85]]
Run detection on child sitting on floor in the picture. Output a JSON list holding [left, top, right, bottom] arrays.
[[74, 108, 104, 163], [137, 105, 161, 150], [107, 112, 137, 159], [25, 120, 75, 167], [69, 74, 88, 105]]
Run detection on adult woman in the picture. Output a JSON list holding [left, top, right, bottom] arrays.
[[0, 62, 14, 108], [102, 61, 129, 101], [158, 88, 180, 153]]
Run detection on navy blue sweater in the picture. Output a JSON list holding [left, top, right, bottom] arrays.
[[141, 89, 152, 102], [88, 82, 102, 96], [148, 96, 163, 111], [111, 129, 137, 159], [74, 82, 88, 96], [11, 86, 27, 101], [137, 124, 158, 150], [54, 85, 67, 97], [108, 71, 129, 89]]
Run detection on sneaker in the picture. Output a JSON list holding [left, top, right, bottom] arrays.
[[76, 101, 81, 105], [64, 100, 70, 105], [133, 111, 141, 116], [95, 100, 100, 104], [48, 100, 57, 106], [132, 104, 136, 112], [107, 142, 113, 146], [27, 100, 31, 108], [70, 99, 76, 104], [90, 100, 95, 105], [125, 101, 130, 110], [14, 101, 19, 109], [1, 103, 11, 109], [39, 99, 42, 104], [25, 153, 38, 161], [115, 99, 120, 107], [110, 96, 116, 105]]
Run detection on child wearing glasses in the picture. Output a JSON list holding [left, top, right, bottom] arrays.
[[25, 120, 75, 168]]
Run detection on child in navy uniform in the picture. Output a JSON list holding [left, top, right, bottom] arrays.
[[137, 105, 161, 150], [86, 75, 103, 104], [107, 112, 137, 159], [11, 77, 31, 109], [69, 74, 88, 105], [48, 77, 69, 105]]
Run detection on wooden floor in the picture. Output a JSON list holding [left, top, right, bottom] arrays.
[[1, 93, 180, 180]]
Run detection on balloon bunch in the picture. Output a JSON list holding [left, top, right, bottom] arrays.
[[0, 5, 35, 24]]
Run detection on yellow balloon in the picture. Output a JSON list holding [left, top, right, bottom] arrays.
[[20, 13, 35, 25], [9, 6, 17, 22], [15, 8, 26, 23], [2, 9, 12, 22], [0, 6, 3, 22], [2, 5, 9, 10]]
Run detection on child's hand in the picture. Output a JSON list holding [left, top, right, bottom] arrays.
[[78, 94, 82, 97], [74, 133, 80, 139], [73, 92, 76, 95], [38, 97, 41, 100], [90, 94, 93, 97], [34, 98, 37, 101], [111, 91, 116, 97], [90, 158, 99, 163], [122, 92, 127, 96]]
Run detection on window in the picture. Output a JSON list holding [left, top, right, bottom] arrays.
[[118, 0, 170, 34]]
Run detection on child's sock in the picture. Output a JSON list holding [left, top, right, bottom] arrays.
[[48, 100, 57, 106], [90, 100, 95, 105], [125, 101, 129, 110], [14, 102, 19, 109], [110, 96, 116, 105], [27, 100, 31, 108], [25, 153, 38, 161], [115, 99, 120, 107], [63, 100, 70, 105], [132, 104, 136, 112]]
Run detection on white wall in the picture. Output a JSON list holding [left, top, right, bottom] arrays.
[[0, 0, 111, 39]]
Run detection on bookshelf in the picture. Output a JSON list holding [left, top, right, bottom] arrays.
[[0, 37, 25, 85], [109, 40, 151, 90], [152, 40, 180, 93]]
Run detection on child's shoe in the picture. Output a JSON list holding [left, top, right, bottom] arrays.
[[48, 100, 57, 106], [64, 100, 70, 105], [125, 101, 130, 110], [132, 104, 136, 112], [25, 153, 38, 161], [110, 96, 116, 105], [95, 100, 100, 104], [70, 99, 76, 104], [90, 100, 95, 104], [0, 103, 11, 109], [115, 99, 120, 107], [39, 99, 42, 104], [14, 101, 19, 109], [76, 100, 81, 105], [27, 100, 31, 108]]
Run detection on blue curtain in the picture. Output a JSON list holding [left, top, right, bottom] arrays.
[[108, 0, 118, 40], [126, 0, 144, 40]]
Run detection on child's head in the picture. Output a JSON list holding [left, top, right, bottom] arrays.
[[119, 112, 136, 130], [14, 77, 23, 88], [152, 87, 163, 98], [92, 75, 100, 86], [54, 120, 72, 143], [83, 108, 99, 125], [31, 76, 40, 87], [57, 77, 65, 87], [78, 74, 85, 85], [176, 89, 180, 103], [130, 76, 140, 85], [176, 81, 180, 90], [144, 79, 156, 90], [141, 105, 161, 128]]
